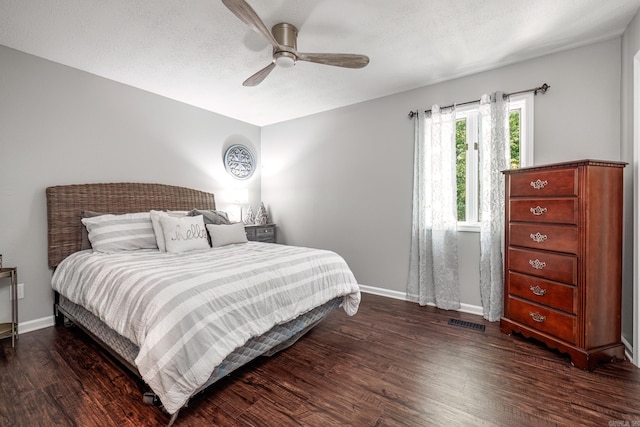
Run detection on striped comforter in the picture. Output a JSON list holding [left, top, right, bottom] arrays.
[[51, 242, 361, 414]]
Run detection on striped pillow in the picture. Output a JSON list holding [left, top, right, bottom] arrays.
[[81, 212, 157, 253]]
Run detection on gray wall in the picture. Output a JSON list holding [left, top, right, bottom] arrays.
[[621, 9, 640, 348], [0, 45, 261, 327], [261, 39, 623, 314], [0, 35, 629, 338]]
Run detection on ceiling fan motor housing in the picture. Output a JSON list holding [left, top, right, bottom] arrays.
[[272, 23, 297, 68]]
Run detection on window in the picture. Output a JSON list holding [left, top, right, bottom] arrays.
[[456, 93, 533, 230]]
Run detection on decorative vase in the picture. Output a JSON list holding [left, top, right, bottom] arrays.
[[243, 205, 255, 224], [255, 202, 269, 225]]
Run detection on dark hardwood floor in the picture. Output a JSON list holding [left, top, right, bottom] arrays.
[[2, 293, 640, 426]]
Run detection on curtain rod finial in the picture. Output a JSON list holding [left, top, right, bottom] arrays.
[[408, 110, 417, 119], [536, 83, 550, 95]]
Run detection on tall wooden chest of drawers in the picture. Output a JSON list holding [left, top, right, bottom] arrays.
[[500, 159, 626, 370]]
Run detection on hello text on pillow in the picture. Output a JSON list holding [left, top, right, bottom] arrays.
[[159, 215, 210, 253]]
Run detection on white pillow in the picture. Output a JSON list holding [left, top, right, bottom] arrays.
[[159, 215, 210, 253], [150, 210, 188, 252], [81, 212, 157, 253], [206, 222, 248, 247]]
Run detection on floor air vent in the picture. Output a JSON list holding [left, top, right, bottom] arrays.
[[448, 318, 485, 332]]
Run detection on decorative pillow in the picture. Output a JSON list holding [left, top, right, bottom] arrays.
[[80, 210, 106, 250], [82, 212, 157, 253], [150, 210, 188, 252], [206, 222, 248, 247], [160, 215, 210, 253], [189, 209, 230, 225]]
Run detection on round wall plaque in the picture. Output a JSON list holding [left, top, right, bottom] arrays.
[[224, 144, 256, 180]]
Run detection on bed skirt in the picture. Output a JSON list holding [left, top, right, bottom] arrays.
[[57, 294, 342, 400]]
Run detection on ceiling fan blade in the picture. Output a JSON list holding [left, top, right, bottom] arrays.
[[221, 0, 280, 48], [295, 52, 370, 69], [243, 62, 276, 86]]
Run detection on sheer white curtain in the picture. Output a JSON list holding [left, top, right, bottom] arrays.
[[478, 93, 510, 321], [407, 107, 460, 310]]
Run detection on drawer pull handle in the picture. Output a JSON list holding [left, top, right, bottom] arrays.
[[529, 259, 546, 270], [530, 312, 547, 323], [530, 206, 548, 216], [530, 285, 547, 296], [529, 232, 548, 243], [530, 179, 548, 190]]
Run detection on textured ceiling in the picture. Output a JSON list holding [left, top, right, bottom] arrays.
[[1, 0, 640, 126]]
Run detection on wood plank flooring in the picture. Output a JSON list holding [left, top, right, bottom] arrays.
[[2, 293, 640, 426]]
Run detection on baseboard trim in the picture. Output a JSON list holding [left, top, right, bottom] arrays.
[[358, 284, 485, 318], [458, 303, 484, 317], [622, 336, 635, 365], [358, 284, 407, 301], [18, 315, 55, 335]]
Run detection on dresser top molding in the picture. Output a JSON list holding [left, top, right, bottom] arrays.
[[503, 159, 627, 175]]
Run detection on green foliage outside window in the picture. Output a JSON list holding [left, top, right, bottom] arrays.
[[509, 109, 521, 170], [455, 119, 467, 221], [456, 110, 521, 221]]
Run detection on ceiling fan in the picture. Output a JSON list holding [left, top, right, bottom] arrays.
[[221, 0, 370, 87]]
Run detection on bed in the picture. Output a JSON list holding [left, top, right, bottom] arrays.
[[46, 183, 361, 425]]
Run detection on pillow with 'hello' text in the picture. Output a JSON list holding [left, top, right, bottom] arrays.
[[150, 210, 189, 252], [159, 215, 210, 253]]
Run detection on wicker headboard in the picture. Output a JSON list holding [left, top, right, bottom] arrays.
[[46, 183, 216, 268]]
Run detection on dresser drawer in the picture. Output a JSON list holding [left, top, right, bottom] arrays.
[[509, 198, 578, 224], [509, 168, 578, 197], [507, 296, 577, 344], [245, 224, 276, 242], [508, 271, 576, 314], [508, 247, 577, 285], [509, 223, 578, 254], [255, 226, 275, 242]]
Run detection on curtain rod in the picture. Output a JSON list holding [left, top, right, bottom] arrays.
[[407, 83, 550, 119]]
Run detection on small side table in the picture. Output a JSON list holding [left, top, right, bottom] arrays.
[[0, 268, 18, 347], [245, 224, 276, 243]]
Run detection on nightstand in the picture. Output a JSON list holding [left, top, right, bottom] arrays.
[[0, 267, 18, 347], [245, 224, 276, 243]]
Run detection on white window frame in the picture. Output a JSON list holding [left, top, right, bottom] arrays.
[[455, 105, 480, 229], [510, 93, 535, 168], [457, 93, 534, 232]]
